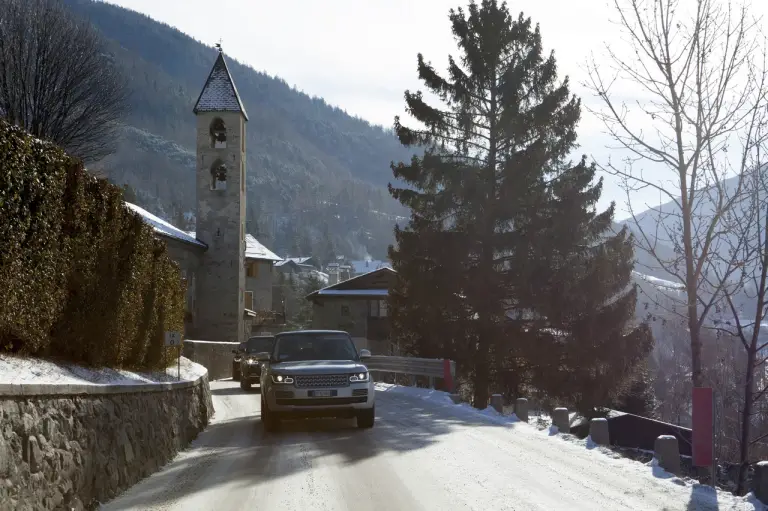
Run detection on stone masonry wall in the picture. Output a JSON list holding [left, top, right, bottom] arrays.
[[0, 375, 213, 510], [183, 340, 240, 380]]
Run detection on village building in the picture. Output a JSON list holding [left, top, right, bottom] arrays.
[[306, 267, 396, 355]]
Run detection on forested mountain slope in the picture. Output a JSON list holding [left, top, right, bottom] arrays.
[[63, 0, 412, 260]]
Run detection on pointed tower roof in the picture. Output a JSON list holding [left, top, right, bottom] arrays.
[[193, 50, 249, 120]]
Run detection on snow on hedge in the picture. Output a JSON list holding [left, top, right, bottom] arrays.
[[0, 355, 207, 386]]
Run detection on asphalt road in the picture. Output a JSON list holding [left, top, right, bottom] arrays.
[[101, 381, 756, 511]]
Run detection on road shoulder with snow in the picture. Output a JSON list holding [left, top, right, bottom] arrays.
[[98, 380, 765, 511], [0, 354, 207, 395]]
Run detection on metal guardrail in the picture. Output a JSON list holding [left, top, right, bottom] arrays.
[[365, 355, 456, 379]]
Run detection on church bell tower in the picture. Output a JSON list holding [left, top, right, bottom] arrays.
[[192, 47, 249, 343]]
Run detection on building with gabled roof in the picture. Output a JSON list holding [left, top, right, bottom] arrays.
[[306, 267, 397, 354]]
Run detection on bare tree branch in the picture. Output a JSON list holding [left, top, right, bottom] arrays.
[[0, 0, 130, 163]]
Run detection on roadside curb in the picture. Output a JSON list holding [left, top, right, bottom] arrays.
[[0, 373, 206, 397]]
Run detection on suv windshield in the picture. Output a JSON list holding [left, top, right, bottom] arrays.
[[273, 333, 358, 362], [245, 337, 274, 354]]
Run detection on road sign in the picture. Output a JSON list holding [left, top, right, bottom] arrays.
[[164, 331, 182, 347]]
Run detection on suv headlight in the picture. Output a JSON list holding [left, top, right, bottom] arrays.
[[246, 358, 258, 364], [271, 375, 294, 384], [350, 372, 369, 383]]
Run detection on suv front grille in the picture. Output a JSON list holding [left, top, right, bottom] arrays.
[[294, 374, 349, 388]]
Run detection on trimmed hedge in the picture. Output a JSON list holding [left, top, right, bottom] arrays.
[[0, 121, 184, 369]]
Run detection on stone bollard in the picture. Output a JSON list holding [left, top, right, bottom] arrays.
[[654, 435, 680, 475], [552, 407, 570, 433], [753, 461, 768, 503], [449, 393, 462, 404], [490, 394, 504, 413], [515, 398, 529, 422], [589, 418, 609, 445]]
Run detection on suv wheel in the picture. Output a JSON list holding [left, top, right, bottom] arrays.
[[357, 406, 375, 429], [261, 394, 279, 433], [240, 379, 251, 391]]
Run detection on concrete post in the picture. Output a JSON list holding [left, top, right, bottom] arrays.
[[753, 461, 768, 503], [449, 394, 462, 404], [490, 394, 504, 413], [654, 435, 680, 475], [552, 408, 570, 433], [409, 375, 416, 387], [515, 398, 529, 422], [589, 418, 609, 445], [428, 376, 435, 389]]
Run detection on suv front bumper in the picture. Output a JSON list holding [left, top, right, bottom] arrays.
[[266, 380, 375, 418], [241, 361, 262, 382]]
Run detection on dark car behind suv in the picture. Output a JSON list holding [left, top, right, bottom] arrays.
[[236, 335, 275, 391]]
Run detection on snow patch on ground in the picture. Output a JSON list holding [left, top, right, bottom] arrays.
[[374, 382, 767, 510], [374, 382, 519, 426], [0, 355, 207, 385]]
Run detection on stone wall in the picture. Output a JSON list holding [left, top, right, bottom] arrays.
[[183, 340, 240, 380], [194, 110, 247, 345], [0, 374, 213, 510]]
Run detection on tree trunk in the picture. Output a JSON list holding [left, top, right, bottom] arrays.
[[473, 339, 490, 408], [736, 347, 755, 495], [471, 67, 498, 411]]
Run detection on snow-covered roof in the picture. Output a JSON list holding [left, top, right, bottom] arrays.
[[632, 271, 684, 290], [316, 289, 389, 297], [312, 271, 329, 284], [350, 259, 392, 275], [245, 234, 281, 261], [125, 202, 206, 248], [193, 51, 249, 120]]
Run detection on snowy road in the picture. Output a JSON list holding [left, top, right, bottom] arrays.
[[102, 381, 761, 511]]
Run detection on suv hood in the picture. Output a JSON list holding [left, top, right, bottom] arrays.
[[271, 360, 368, 375]]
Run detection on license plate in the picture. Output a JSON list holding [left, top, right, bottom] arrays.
[[309, 390, 333, 397]]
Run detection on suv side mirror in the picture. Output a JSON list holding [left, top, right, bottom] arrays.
[[359, 349, 371, 359], [253, 351, 271, 362]]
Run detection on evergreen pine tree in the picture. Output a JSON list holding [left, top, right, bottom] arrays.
[[389, 0, 652, 410], [389, 0, 579, 407], [519, 157, 654, 415]]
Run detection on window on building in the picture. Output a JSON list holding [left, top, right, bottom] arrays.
[[244, 291, 254, 310], [210, 160, 227, 191], [210, 118, 227, 148], [247, 261, 259, 278], [369, 299, 388, 318], [341, 305, 350, 317]]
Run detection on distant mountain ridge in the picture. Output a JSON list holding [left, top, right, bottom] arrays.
[[62, 0, 413, 260]]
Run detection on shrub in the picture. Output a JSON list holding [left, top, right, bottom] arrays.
[[0, 121, 184, 369]]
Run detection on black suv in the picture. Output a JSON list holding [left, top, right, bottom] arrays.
[[236, 335, 275, 391]]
